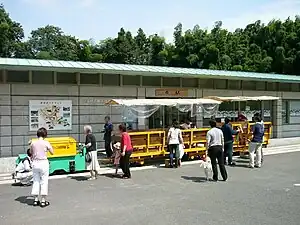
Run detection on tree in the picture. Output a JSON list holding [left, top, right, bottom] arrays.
[[27, 25, 79, 60], [2, 4, 300, 76], [0, 4, 24, 57]]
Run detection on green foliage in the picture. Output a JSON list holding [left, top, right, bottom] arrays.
[[1, 5, 300, 75]]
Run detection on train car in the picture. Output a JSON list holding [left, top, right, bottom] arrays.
[[16, 137, 87, 175]]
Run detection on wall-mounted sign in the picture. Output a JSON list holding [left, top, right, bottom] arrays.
[[155, 88, 189, 97], [29, 100, 72, 131]]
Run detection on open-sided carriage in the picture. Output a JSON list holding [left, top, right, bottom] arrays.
[[206, 96, 278, 152], [105, 98, 221, 164]]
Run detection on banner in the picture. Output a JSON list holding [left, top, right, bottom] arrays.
[[29, 100, 72, 131]]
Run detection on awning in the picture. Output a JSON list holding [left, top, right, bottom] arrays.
[[105, 98, 221, 106], [205, 96, 280, 102]]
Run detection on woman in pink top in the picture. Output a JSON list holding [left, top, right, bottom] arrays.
[[119, 124, 133, 179], [30, 127, 53, 207]]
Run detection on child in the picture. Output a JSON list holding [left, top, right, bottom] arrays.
[[110, 141, 121, 175], [13, 149, 33, 186]]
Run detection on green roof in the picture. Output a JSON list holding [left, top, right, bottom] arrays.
[[0, 58, 300, 83]]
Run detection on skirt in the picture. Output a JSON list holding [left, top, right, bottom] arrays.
[[113, 150, 121, 165], [87, 151, 100, 172]]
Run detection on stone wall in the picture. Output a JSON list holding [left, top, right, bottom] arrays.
[[0, 83, 299, 157], [0, 84, 137, 157]]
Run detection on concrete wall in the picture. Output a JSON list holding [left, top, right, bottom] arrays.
[[0, 83, 299, 157], [0, 84, 138, 157]]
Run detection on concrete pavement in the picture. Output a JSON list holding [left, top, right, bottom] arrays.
[[0, 152, 299, 225]]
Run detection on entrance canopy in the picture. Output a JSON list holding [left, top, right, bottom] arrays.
[[205, 96, 280, 102], [105, 98, 221, 120], [105, 98, 221, 106]]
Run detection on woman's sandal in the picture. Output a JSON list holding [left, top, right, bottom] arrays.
[[40, 201, 50, 208], [33, 200, 40, 206]]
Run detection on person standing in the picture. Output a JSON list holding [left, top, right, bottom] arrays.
[[221, 117, 239, 166], [248, 116, 264, 168], [119, 124, 133, 179], [102, 116, 113, 158], [30, 127, 53, 207], [206, 120, 227, 182], [84, 125, 100, 180], [254, 112, 264, 165], [167, 121, 183, 168]]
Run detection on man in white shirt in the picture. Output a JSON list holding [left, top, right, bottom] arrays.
[[206, 120, 228, 181]]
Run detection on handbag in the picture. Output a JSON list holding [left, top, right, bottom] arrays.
[[85, 152, 92, 163]]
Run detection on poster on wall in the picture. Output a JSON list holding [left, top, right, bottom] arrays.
[[29, 100, 72, 131]]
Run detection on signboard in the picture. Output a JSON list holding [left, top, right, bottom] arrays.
[[155, 88, 189, 97], [29, 100, 72, 131]]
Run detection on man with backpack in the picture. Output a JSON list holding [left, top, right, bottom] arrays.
[[248, 115, 264, 168]]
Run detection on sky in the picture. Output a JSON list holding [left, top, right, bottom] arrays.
[[2, 0, 300, 43]]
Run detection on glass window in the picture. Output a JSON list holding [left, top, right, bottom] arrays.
[[242, 81, 256, 90], [0, 70, 3, 83], [289, 100, 300, 124], [199, 79, 213, 89], [279, 83, 291, 92], [263, 100, 272, 122], [32, 71, 54, 84], [291, 83, 299, 92], [282, 100, 288, 124], [123, 75, 140, 86], [102, 74, 120, 86], [142, 76, 161, 87], [256, 81, 266, 91], [80, 73, 99, 85], [7, 70, 29, 83], [228, 80, 241, 90], [266, 82, 277, 91], [162, 77, 180, 87], [57, 72, 77, 84], [214, 79, 227, 89], [216, 102, 236, 119], [182, 78, 198, 87]]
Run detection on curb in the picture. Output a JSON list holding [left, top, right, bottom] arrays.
[[1, 147, 300, 185]]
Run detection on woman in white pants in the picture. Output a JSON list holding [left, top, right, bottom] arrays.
[[84, 125, 100, 180], [30, 127, 53, 207]]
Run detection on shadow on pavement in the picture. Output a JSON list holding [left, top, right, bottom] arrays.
[[233, 163, 251, 169], [101, 173, 122, 179], [70, 176, 89, 181], [15, 196, 34, 206], [181, 175, 207, 183]]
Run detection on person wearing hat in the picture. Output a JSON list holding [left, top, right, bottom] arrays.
[[111, 141, 121, 175]]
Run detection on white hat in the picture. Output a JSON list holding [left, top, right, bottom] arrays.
[[113, 142, 121, 149]]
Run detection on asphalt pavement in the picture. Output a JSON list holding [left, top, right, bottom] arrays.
[[0, 152, 299, 225]]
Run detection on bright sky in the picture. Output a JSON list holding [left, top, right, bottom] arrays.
[[2, 0, 300, 42]]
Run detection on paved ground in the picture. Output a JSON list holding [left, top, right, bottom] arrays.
[[0, 152, 299, 225]]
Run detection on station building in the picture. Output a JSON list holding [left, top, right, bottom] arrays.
[[1, 58, 300, 157]]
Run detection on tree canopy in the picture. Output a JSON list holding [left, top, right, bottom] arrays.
[[1, 4, 300, 75]]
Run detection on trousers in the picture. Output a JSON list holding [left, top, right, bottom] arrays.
[[169, 144, 179, 167], [31, 160, 49, 196], [208, 145, 228, 181], [105, 140, 113, 158], [224, 142, 234, 164], [16, 171, 33, 185], [120, 151, 132, 178], [248, 142, 262, 168]]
